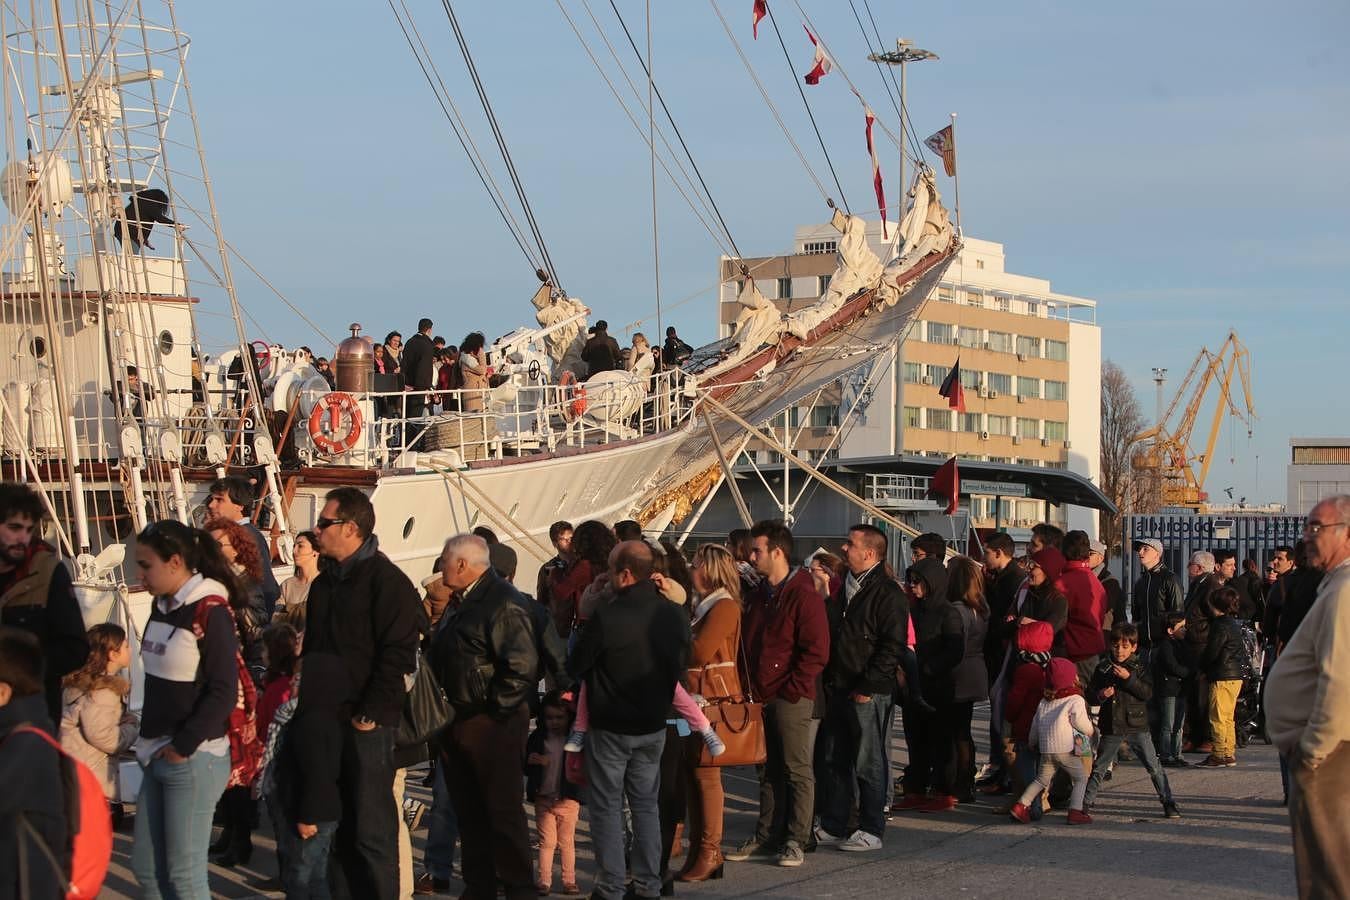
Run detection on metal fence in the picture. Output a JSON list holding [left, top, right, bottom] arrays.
[[1123, 512, 1306, 590]]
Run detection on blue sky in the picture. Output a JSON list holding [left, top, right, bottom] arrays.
[[176, 0, 1348, 506]]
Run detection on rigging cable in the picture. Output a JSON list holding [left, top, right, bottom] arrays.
[[558, 0, 738, 259], [645, 0, 662, 342], [763, 4, 849, 212], [386, 0, 544, 275], [706, 0, 830, 203], [440, 0, 563, 289], [603, 0, 742, 261]]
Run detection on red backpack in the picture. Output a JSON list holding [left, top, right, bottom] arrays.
[[8, 725, 112, 899]]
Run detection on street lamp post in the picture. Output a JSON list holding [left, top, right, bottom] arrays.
[[1152, 367, 1168, 427], [869, 39, 937, 458]]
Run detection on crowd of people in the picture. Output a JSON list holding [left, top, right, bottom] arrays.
[[307, 318, 697, 420], [1, 480, 1348, 900]]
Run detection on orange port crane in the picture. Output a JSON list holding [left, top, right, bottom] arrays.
[[1131, 330, 1256, 511]]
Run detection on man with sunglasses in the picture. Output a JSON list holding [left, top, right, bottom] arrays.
[[1267, 496, 1350, 898], [301, 488, 422, 900]]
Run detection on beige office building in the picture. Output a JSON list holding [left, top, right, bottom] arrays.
[[714, 223, 1102, 535]]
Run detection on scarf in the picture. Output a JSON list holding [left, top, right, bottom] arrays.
[[844, 563, 880, 602]]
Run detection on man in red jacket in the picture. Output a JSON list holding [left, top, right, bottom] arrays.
[[1056, 530, 1107, 686], [725, 520, 829, 868]]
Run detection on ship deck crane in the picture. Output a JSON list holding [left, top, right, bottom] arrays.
[[1132, 330, 1256, 511]]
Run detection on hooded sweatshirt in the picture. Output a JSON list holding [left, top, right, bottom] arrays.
[[908, 558, 962, 704], [138, 574, 238, 760]]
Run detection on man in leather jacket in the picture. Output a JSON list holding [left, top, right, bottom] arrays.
[[1131, 539, 1183, 650], [431, 534, 538, 900]]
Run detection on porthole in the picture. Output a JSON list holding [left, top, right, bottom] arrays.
[[30, 336, 46, 359], [157, 330, 174, 355], [402, 517, 415, 540]]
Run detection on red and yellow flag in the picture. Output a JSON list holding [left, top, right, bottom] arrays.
[[924, 124, 956, 177]]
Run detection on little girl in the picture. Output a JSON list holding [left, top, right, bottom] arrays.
[[1010, 657, 1095, 825], [527, 692, 585, 897], [60, 623, 139, 826], [564, 679, 725, 758]]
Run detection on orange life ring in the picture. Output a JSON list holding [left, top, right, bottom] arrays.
[[308, 391, 364, 454], [559, 370, 587, 422]]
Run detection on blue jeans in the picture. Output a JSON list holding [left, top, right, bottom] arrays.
[[586, 728, 665, 900], [1084, 731, 1173, 808], [1158, 695, 1187, 761], [818, 693, 892, 839], [132, 750, 230, 899], [278, 818, 337, 899], [424, 762, 459, 880]]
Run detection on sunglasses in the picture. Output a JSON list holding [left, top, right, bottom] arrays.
[[315, 517, 348, 530]]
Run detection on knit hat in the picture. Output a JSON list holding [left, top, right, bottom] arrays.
[[1030, 547, 1066, 582], [1046, 657, 1078, 692], [1017, 620, 1054, 656]]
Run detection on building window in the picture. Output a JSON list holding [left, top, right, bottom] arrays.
[[966, 291, 984, 308], [1016, 335, 1041, 358], [903, 361, 922, 383], [988, 456, 1011, 464], [1017, 417, 1040, 439], [927, 322, 954, 344], [903, 406, 921, 428], [1026, 300, 1039, 316], [1044, 379, 1067, 401], [1016, 376, 1040, 399], [928, 408, 952, 431], [995, 296, 1010, 312], [785, 407, 801, 427], [803, 240, 837, 254], [925, 364, 948, 383], [975, 259, 986, 270], [776, 277, 792, 300], [958, 326, 983, 349], [936, 285, 955, 303], [987, 330, 1013, 353], [961, 369, 982, 390], [810, 405, 839, 427], [961, 412, 983, 433], [1044, 420, 1067, 441], [987, 372, 1012, 394], [817, 273, 831, 296], [1045, 460, 1068, 469], [987, 415, 1011, 436], [1045, 339, 1068, 361]]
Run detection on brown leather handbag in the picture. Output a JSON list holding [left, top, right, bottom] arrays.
[[692, 616, 767, 768]]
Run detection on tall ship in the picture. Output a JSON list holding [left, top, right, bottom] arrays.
[[0, 2, 959, 638]]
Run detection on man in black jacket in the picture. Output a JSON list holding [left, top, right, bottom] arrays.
[[568, 541, 690, 900], [581, 320, 622, 376], [488, 541, 572, 699], [1131, 538, 1182, 650], [400, 317, 435, 419], [1183, 550, 1224, 751], [816, 525, 906, 853], [302, 488, 422, 900], [432, 534, 539, 900], [980, 533, 1025, 785]]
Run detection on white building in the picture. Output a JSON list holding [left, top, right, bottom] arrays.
[[1287, 438, 1350, 515], [709, 225, 1104, 540]]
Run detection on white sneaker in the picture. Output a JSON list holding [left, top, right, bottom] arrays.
[[700, 728, 726, 758], [837, 830, 882, 852], [563, 730, 585, 754], [812, 823, 845, 847]]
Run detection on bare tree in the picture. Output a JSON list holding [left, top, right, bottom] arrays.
[[1100, 360, 1154, 552]]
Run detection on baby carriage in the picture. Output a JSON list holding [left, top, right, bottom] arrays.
[[1234, 624, 1266, 747]]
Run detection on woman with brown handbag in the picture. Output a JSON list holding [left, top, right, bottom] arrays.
[[678, 544, 744, 883]]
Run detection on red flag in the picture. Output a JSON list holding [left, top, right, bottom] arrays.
[[930, 456, 960, 516], [924, 124, 957, 177], [752, 0, 767, 39], [863, 104, 887, 239], [938, 357, 966, 413], [802, 26, 831, 85]]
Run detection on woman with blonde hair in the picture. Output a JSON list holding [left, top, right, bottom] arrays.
[[678, 543, 744, 882], [628, 332, 655, 379]]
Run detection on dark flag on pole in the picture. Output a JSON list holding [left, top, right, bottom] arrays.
[[938, 357, 965, 414], [929, 456, 960, 516]]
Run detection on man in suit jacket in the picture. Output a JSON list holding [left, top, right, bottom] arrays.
[[400, 318, 436, 419]]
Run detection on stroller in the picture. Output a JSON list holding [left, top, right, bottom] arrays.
[[1234, 624, 1267, 748]]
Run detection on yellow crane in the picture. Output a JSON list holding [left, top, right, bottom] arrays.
[[1132, 330, 1256, 511]]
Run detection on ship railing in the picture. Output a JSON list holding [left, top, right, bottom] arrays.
[[344, 367, 702, 467]]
